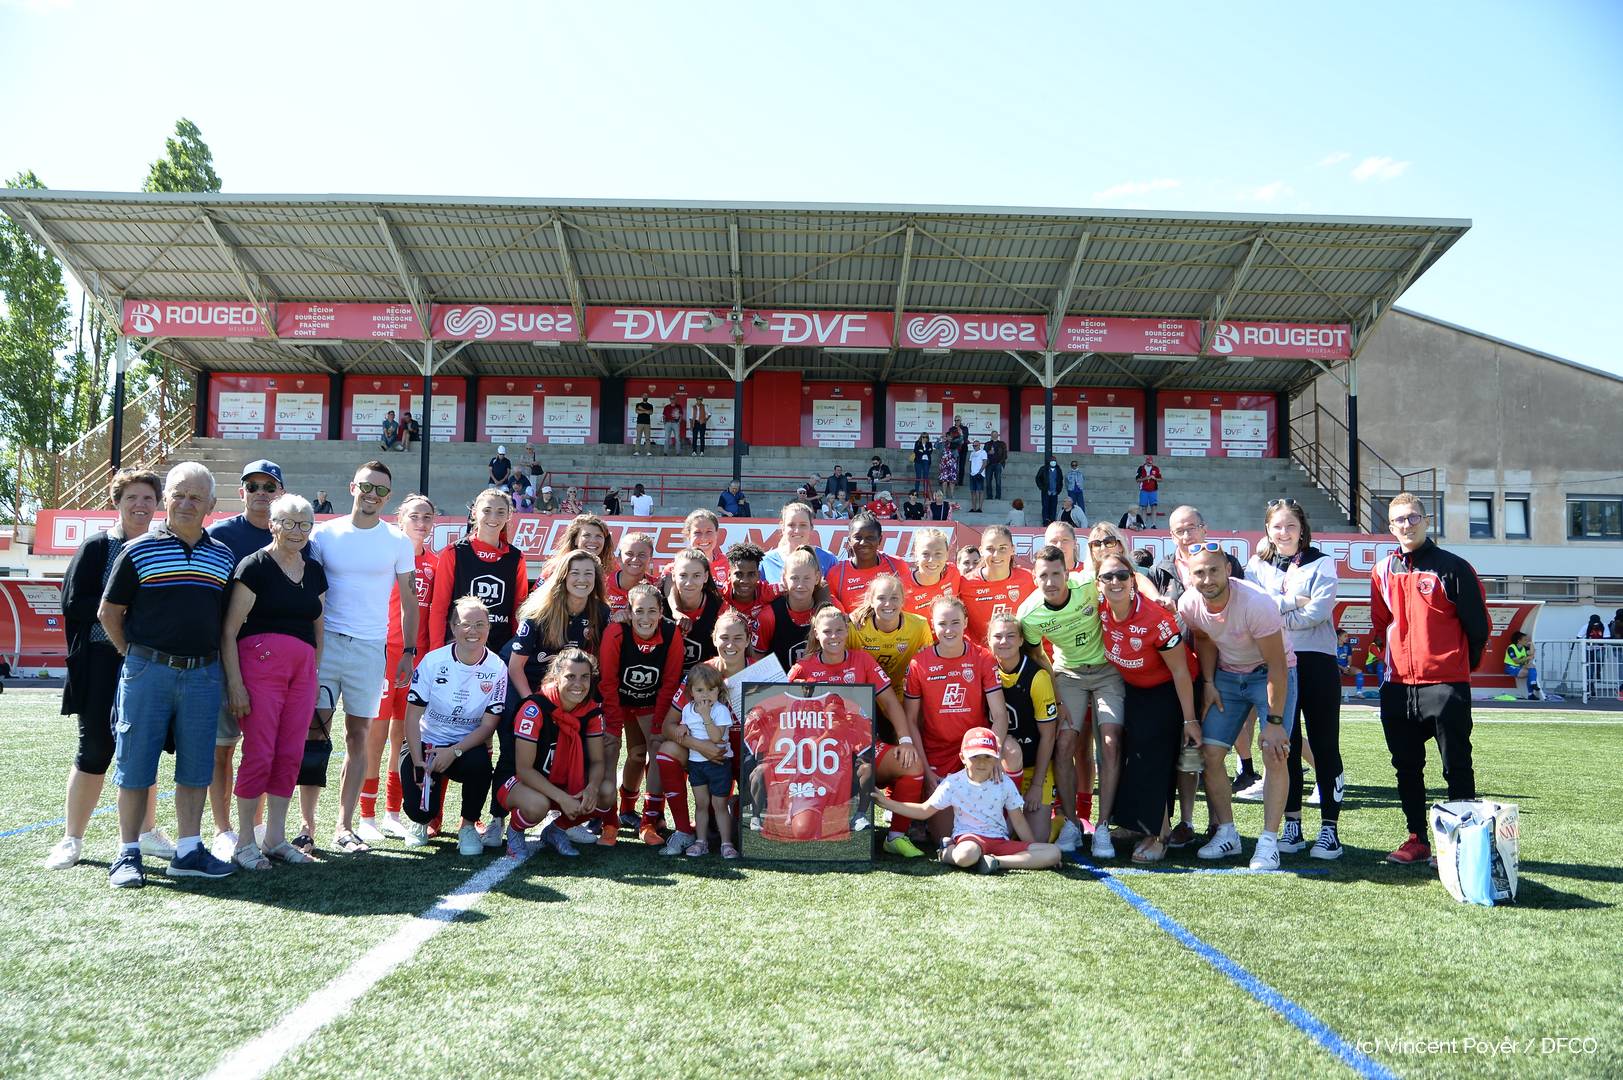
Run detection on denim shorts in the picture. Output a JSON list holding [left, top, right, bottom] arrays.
[[969, 475, 985, 491], [688, 756, 735, 797], [113, 655, 223, 789], [1201, 664, 1298, 748]]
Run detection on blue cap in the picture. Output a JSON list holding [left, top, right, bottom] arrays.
[[241, 459, 284, 486]]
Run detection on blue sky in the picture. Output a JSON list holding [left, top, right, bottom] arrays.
[[2, 0, 1620, 373]]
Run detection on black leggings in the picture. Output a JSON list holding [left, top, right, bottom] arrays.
[[399, 742, 493, 825], [1286, 651, 1344, 821]]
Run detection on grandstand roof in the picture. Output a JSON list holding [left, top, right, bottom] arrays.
[[0, 190, 1469, 392]]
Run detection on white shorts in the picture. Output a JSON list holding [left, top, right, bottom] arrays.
[[317, 631, 388, 720]]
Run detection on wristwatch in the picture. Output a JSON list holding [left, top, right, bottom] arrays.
[[452, 746, 463, 758], [402, 646, 417, 656], [1264, 714, 1286, 726]]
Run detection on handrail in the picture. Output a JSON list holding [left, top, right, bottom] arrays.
[[533, 469, 871, 509], [1289, 404, 1438, 532], [37, 385, 195, 510]]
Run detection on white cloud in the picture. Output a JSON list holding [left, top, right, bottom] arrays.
[[1351, 156, 1410, 182], [1317, 151, 1351, 167], [1091, 178, 1181, 201], [1248, 180, 1293, 202]]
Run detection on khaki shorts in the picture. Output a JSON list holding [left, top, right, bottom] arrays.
[[317, 631, 389, 720], [1052, 663, 1125, 739]]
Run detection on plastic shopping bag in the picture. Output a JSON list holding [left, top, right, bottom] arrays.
[[1430, 800, 1519, 906]]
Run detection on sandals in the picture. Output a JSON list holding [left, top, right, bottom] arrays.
[[267, 841, 312, 864], [234, 843, 272, 871], [334, 830, 370, 854], [1131, 839, 1168, 864], [685, 841, 710, 857], [291, 833, 315, 855], [720, 843, 740, 860]]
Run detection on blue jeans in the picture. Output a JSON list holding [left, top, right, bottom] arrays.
[[113, 655, 223, 789], [1202, 664, 1298, 748], [987, 462, 1004, 499], [913, 459, 929, 491], [1068, 486, 1085, 514]]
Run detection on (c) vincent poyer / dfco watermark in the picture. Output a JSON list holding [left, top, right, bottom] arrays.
[[1356, 1035, 1604, 1059]]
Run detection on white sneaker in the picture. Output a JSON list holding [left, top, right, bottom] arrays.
[[208, 830, 237, 863], [379, 814, 411, 840], [402, 820, 429, 847], [458, 824, 483, 856], [748, 815, 763, 832], [1310, 823, 1343, 860], [1233, 775, 1267, 801], [659, 830, 696, 856], [44, 836, 82, 869], [565, 823, 600, 845], [481, 818, 506, 849], [1277, 820, 1307, 853], [1090, 826, 1116, 860], [138, 829, 177, 860], [851, 814, 871, 832], [1055, 819, 1085, 853], [356, 817, 387, 843], [1249, 833, 1281, 871], [1197, 825, 1242, 860]]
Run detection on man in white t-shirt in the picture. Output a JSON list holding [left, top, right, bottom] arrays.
[[630, 483, 654, 517], [967, 441, 988, 513], [299, 460, 417, 854]]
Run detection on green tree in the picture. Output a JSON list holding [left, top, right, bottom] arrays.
[[142, 117, 223, 193]]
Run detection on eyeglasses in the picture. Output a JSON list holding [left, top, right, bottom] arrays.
[[356, 482, 392, 498], [1186, 542, 1222, 554], [1097, 570, 1132, 583], [243, 481, 280, 494], [1389, 513, 1424, 527], [275, 519, 314, 532]]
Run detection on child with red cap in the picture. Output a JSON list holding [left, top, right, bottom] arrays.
[[873, 727, 1061, 874]]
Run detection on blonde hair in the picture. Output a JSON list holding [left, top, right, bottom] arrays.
[[1389, 492, 1426, 517], [849, 572, 904, 630], [1086, 521, 1130, 573], [451, 595, 491, 624], [807, 604, 850, 652], [985, 611, 1022, 647], [626, 583, 664, 611], [930, 594, 968, 621], [514, 550, 606, 648], [618, 530, 656, 556], [783, 546, 822, 578], [908, 527, 950, 564]]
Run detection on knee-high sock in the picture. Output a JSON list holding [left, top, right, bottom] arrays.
[[385, 768, 403, 815], [619, 786, 640, 817], [657, 753, 693, 834], [887, 772, 923, 834], [359, 777, 378, 819]]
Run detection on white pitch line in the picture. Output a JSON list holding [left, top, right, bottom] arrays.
[[1342, 716, 1623, 726], [204, 845, 531, 1080]]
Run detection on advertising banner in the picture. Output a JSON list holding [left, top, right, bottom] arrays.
[[430, 304, 576, 343], [896, 312, 1046, 352], [475, 377, 600, 444], [122, 299, 267, 338], [1204, 321, 1351, 360], [340, 376, 466, 442], [622, 380, 735, 446], [740, 683, 875, 864], [1019, 387, 1145, 455], [277, 303, 421, 340], [0, 579, 67, 670], [1334, 600, 1540, 691], [585, 306, 892, 348], [1056, 316, 1201, 355], [887, 385, 1006, 449], [1157, 391, 1278, 458], [800, 382, 874, 449], [206, 373, 328, 440]]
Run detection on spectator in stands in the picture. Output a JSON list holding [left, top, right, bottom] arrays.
[[521, 444, 545, 481], [901, 491, 926, 520], [928, 488, 950, 521], [312, 490, 333, 515], [826, 493, 852, 520], [690, 399, 709, 456], [1066, 460, 1086, 517], [506, 475, 534, 512], [868, 490, 898, 521], [630, 483, 654, 517], [45, 468, 171, 873], [825, 465, 853, 501], [1136, 455, 1163, 525], [946, 417, 969, 483], [1035, 457, 1063, 525], [662, 397, 683, 456], [1132, 546, 1156, 570], [1059, 495, 1087, 529], [938, 435, 959, 500], [867, 456, 892, 491], [536, 485, 560, 514], [561, 487, 583, 516], [1585, 614, 1609, 698], [488, 446, 513, 488], [985, 431, 1008, 501], [399, 410, 420, 450], [911, 433, 933, 494], [967, 441, 988, 512], [634, 395, 655, 455], [603, 488, 623, 516], [1118, 505, 1147, 531], [1006, 498, 1026, 527], [380, 410, 402, 452], [717, 480, 751, 518]]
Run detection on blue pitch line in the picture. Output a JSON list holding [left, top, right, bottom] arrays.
[[1094, 864, 1331, 878], [1068, 854, 1395, 1080]]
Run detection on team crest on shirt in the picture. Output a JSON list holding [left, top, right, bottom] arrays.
[[479, 680, 495, 694], [1005, 587, 1021, 601], [1417, 577, 1436, 595], [961, 665, 973, 681], [1130, 637, 1143, 650]]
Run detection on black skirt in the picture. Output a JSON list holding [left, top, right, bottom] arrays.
[[1112, 679, 1183, 836]]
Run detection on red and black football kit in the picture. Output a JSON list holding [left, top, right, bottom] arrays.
[[498, 685, 604, 829]]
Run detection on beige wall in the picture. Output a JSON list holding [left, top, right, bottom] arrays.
[[1294, 310, 1623, 547]]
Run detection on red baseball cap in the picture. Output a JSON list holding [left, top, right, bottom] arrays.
[[960, 727, 999, 758]]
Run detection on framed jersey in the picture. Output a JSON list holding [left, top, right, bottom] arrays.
[[739, 683, 876, 866]]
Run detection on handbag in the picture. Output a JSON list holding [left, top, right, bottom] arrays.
[[297, 712, 334, 788]]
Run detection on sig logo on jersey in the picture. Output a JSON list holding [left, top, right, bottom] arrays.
[[624, 664, 659, 692], [942, 684, 967, 709], [471, 574, 506, 605]]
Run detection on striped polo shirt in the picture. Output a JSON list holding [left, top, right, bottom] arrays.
[[103, 523, 236, 657]]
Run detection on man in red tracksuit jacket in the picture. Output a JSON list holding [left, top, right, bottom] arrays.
[[1369, 493, 1489, 866]]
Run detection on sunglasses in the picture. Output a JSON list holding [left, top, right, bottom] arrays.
[[243, 481, 280, 494], [1097, 569, 1132, 583], [356, 482, 392, 498], [1087, 538, 1120, 548], [1186, 542, 1222, 554], [1390, 513, 1424, 527], [1266, 498, 1300, 509]]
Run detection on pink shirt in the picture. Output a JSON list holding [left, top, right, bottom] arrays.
[[1178, 578, 1296, 673]]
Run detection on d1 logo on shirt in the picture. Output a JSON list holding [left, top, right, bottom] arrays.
[[471, 574, 506, 606], [684, 637, 702, 667], [624, 664, 659, 692], [788, 641, 810, 666]]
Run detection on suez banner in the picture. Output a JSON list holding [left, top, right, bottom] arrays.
[[123, 300, 1350, 359], [207, 373, 329, 441], [1334, 599, 1541, 689], [476, 376, 600, 445], [32, 511, 1396, 582], [0, 578, 66, 667]]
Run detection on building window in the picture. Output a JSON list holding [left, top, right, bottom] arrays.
[[1479, 575, 1510, 599], [1523, 577, 1579, 600], [1568, 497, 1623, 541], [1596, 579, 1623, 604], [1468, 493, 1494, 539], [1504, 494, 1530, 540]]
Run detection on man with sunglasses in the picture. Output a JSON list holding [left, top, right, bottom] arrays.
[[1371, 493, 1488, 867], [204, 459, 287, 859], [300, 461, 418, 854]]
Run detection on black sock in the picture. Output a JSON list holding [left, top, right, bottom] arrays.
[[1241, 757, 1255, 774]]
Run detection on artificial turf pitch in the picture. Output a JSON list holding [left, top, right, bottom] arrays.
[[1, 688, 1618, 1079]]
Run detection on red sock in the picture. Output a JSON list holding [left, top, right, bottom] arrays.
[[889, 771, 923, 807], [385, 768, 403, 815], [618, 786, 640, 817], [657, 754, 692, 834], [1078, 791, 1094, 823], [359, 777, 378, 819], [596, 807, 615, 827], [642, 792, 665, 825], [510, 806, 537, 831]]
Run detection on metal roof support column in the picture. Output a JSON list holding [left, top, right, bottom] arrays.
[[881, 224, 916, 381], [1042, 351, 1056, 464], [549, 218, 608, 377], [375, 210, 432, 338], [1046, 230, 1091, 353], [198, 211, 276, 339], [1197, 234, 1267, 356], [1346, 355, 1360, 529], [109, 336, 134, 470], [419, 339, 434, 498], [731, 344, 747, 484], [5, 203, 126, 328]]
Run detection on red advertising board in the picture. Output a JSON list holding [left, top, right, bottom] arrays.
[[124, 299, 266, 338], [1056, 316, 1201, 355], [585, 307, 893, 348], [897, 312, 1045, 352], [1334, 599, 1540, 690], [623, 379, 736, 446], [886, 385, 1009, 449], [0, 579, 67, 669], [476, 376, 600, 444], [207, 373, 329, 440], [1157, 390, 1278, 458], [430, 304, 576, 342], [1206, 321, 1351, 360], [800, 382, 874, 449], [277, 303, 422, 340], [1018, 386, 1145, 455], [341, 376, 466, 442]]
